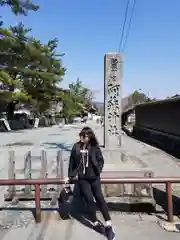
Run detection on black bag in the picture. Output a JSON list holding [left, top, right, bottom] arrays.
[[59, 185, 74, 204], [58, 185, 74, 220]]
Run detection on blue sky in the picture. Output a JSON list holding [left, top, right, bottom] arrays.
[[2, 0, 180, 101]]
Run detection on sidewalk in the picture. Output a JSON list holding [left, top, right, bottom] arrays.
[[0, 212, 179, 240], [0, 122, 180, 239]]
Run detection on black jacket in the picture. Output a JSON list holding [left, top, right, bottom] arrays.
[[68, 142, 104, 179]]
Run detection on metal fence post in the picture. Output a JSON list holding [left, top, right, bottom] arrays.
[[35, 184, 41, 223], [166, 182, 173, 222], [24, 150, 32, 195]]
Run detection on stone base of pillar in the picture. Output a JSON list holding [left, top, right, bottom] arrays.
[[101, 149, 155, 204]]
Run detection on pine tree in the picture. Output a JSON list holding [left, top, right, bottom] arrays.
[[0, 1, 65, 119]]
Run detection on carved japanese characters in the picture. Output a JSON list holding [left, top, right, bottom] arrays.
[[107, 57, 120, 135]]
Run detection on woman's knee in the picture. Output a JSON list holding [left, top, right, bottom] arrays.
[[80, 188, 94, 204], [94, 191, 105, 203], [85, 195, 95, 204]]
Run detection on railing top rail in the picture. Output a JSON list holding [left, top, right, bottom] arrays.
[[1, 177, 180, 185]]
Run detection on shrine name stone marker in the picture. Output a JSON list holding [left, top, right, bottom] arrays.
[[102, 52, 154, 205], [104, 53, 122, 148]]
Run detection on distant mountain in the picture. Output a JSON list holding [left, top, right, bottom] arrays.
[[93, 101, 104, 109], [122, 92, 148, 111]]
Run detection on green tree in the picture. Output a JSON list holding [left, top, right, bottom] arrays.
[[55, 79, 94, 124], [21, 34, 65, 116], [61, 90, 83, 123], [0, 0, 39, 118], [0, 0, 39, 16], [69, 78, 93, 110], [0, 9, 65, 118]]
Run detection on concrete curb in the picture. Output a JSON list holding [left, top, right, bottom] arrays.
[[158, 220, 180, 232]]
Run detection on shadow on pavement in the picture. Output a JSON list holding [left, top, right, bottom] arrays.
[[57, 183, 161, 236], [58, 185, 106, 236], [176, 224, 180, 231], [41, 142, 72, 152], [1, 185, 180, 234], [153, 187, 180, 216], [58, 184, 180, 224], [68, 206, 106, 236], [48, 128, 72, 135], [125, 127, 180, 217]]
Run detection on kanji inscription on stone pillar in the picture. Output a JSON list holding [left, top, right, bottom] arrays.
[[104, 53, 123, 148]]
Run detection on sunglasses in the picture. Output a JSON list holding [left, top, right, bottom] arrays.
[[80, 134, 89, 139]]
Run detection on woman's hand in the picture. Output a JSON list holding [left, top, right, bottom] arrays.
[[64, 177, 70, 184]]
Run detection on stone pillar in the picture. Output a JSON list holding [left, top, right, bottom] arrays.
[[8, 150, 16, 197], [41, 150, 48, 196], [104, 53, 123, 149], [101, 53, 154, 204], [24, 150, 32, 195], [56, 150, 63, 193]]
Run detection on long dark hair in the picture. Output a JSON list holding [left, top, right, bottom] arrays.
[[79, 127, 99, 146]]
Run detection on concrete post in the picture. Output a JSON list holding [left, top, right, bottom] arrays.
[[41, 150, 48, 195], [50, 150, 63, 205], [104, 53, 123, 149], [56, 150, 64, 192], [8, 150, 16, 197], [24, 150, 32, 195]]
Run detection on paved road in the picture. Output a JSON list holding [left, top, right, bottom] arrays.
[[0, 121, 179, 239], [0, 211, 179, 240]]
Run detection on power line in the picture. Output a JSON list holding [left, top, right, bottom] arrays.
[[121, 0, 137, 52], [118, 0, 130, 52]]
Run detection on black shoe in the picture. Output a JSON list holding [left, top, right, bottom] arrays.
[[93, 222, 105, 234], [105, 226, 115, 240]]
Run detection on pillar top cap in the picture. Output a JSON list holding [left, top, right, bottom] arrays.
[[105, 52, 121, 55]]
